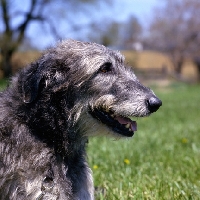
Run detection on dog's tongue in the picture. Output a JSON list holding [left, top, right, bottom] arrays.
[[115, 116, 137, 131]]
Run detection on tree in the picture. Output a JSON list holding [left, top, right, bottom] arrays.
[[122, 15, 142, 50], [147, 0, 200, 80], [0, 0, 111, 78], [87, 20, 122, 47], [87, 15, 142, 49]]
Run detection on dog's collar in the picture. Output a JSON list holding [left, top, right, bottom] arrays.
[[36, 177, 55, 200]]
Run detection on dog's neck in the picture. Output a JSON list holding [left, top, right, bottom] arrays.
[[13, 92, 87, 160]]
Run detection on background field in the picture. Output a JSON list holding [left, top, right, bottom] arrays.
[[0, 50, 198, 82], [87, 83, 200, 200], [123, 50, 198, 81]]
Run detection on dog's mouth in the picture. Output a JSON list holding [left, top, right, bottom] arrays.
[[89, 108, 137, 137]]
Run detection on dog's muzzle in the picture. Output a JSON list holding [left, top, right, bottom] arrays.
[[88, 96, 162, 137]]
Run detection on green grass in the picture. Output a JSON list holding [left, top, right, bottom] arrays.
[[88, 84, 200, 199], [0, 79, 8, 90]]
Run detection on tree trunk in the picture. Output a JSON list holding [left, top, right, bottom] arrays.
[[172, 59, 184, 80], [175, 60, 183, 75], [193, 58, 200, 82], [1, 49, 13, 78], [197, 65, 200, 82], [170, 51, 184, 79]]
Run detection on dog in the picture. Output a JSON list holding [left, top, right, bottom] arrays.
[[0, 40, 162, 199]]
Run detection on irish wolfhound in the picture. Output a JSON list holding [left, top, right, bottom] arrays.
[[0, 40, 162, 199]]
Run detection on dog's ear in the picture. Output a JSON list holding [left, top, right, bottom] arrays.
[[21, 55, 71, 103], [22, 62, 43, 104]]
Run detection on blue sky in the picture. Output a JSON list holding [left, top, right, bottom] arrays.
[[113, 0, 159, 22], [26, 0, 160, 49]]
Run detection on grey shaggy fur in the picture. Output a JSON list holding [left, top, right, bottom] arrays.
[[0, 40, 162, 199]]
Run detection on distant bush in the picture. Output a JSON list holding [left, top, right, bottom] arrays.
[[11, 51, 41, 73]]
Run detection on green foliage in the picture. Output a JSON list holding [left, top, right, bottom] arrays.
[[88, 84, 200, 199], [0, 79, 8, 90]]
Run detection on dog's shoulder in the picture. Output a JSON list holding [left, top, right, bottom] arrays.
[[0, 97, 56, 198]]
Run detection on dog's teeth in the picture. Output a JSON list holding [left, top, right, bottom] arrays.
[[125, 124, 130, 129]]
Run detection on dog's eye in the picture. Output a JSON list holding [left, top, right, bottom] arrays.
[[99, 62, 112, 73]]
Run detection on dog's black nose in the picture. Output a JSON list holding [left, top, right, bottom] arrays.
[[147, 97, 162, 113]]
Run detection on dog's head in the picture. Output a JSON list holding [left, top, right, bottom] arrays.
[[20, 39, 162, 138]]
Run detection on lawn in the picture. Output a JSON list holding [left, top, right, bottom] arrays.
[[87, 83, 200, 200]]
